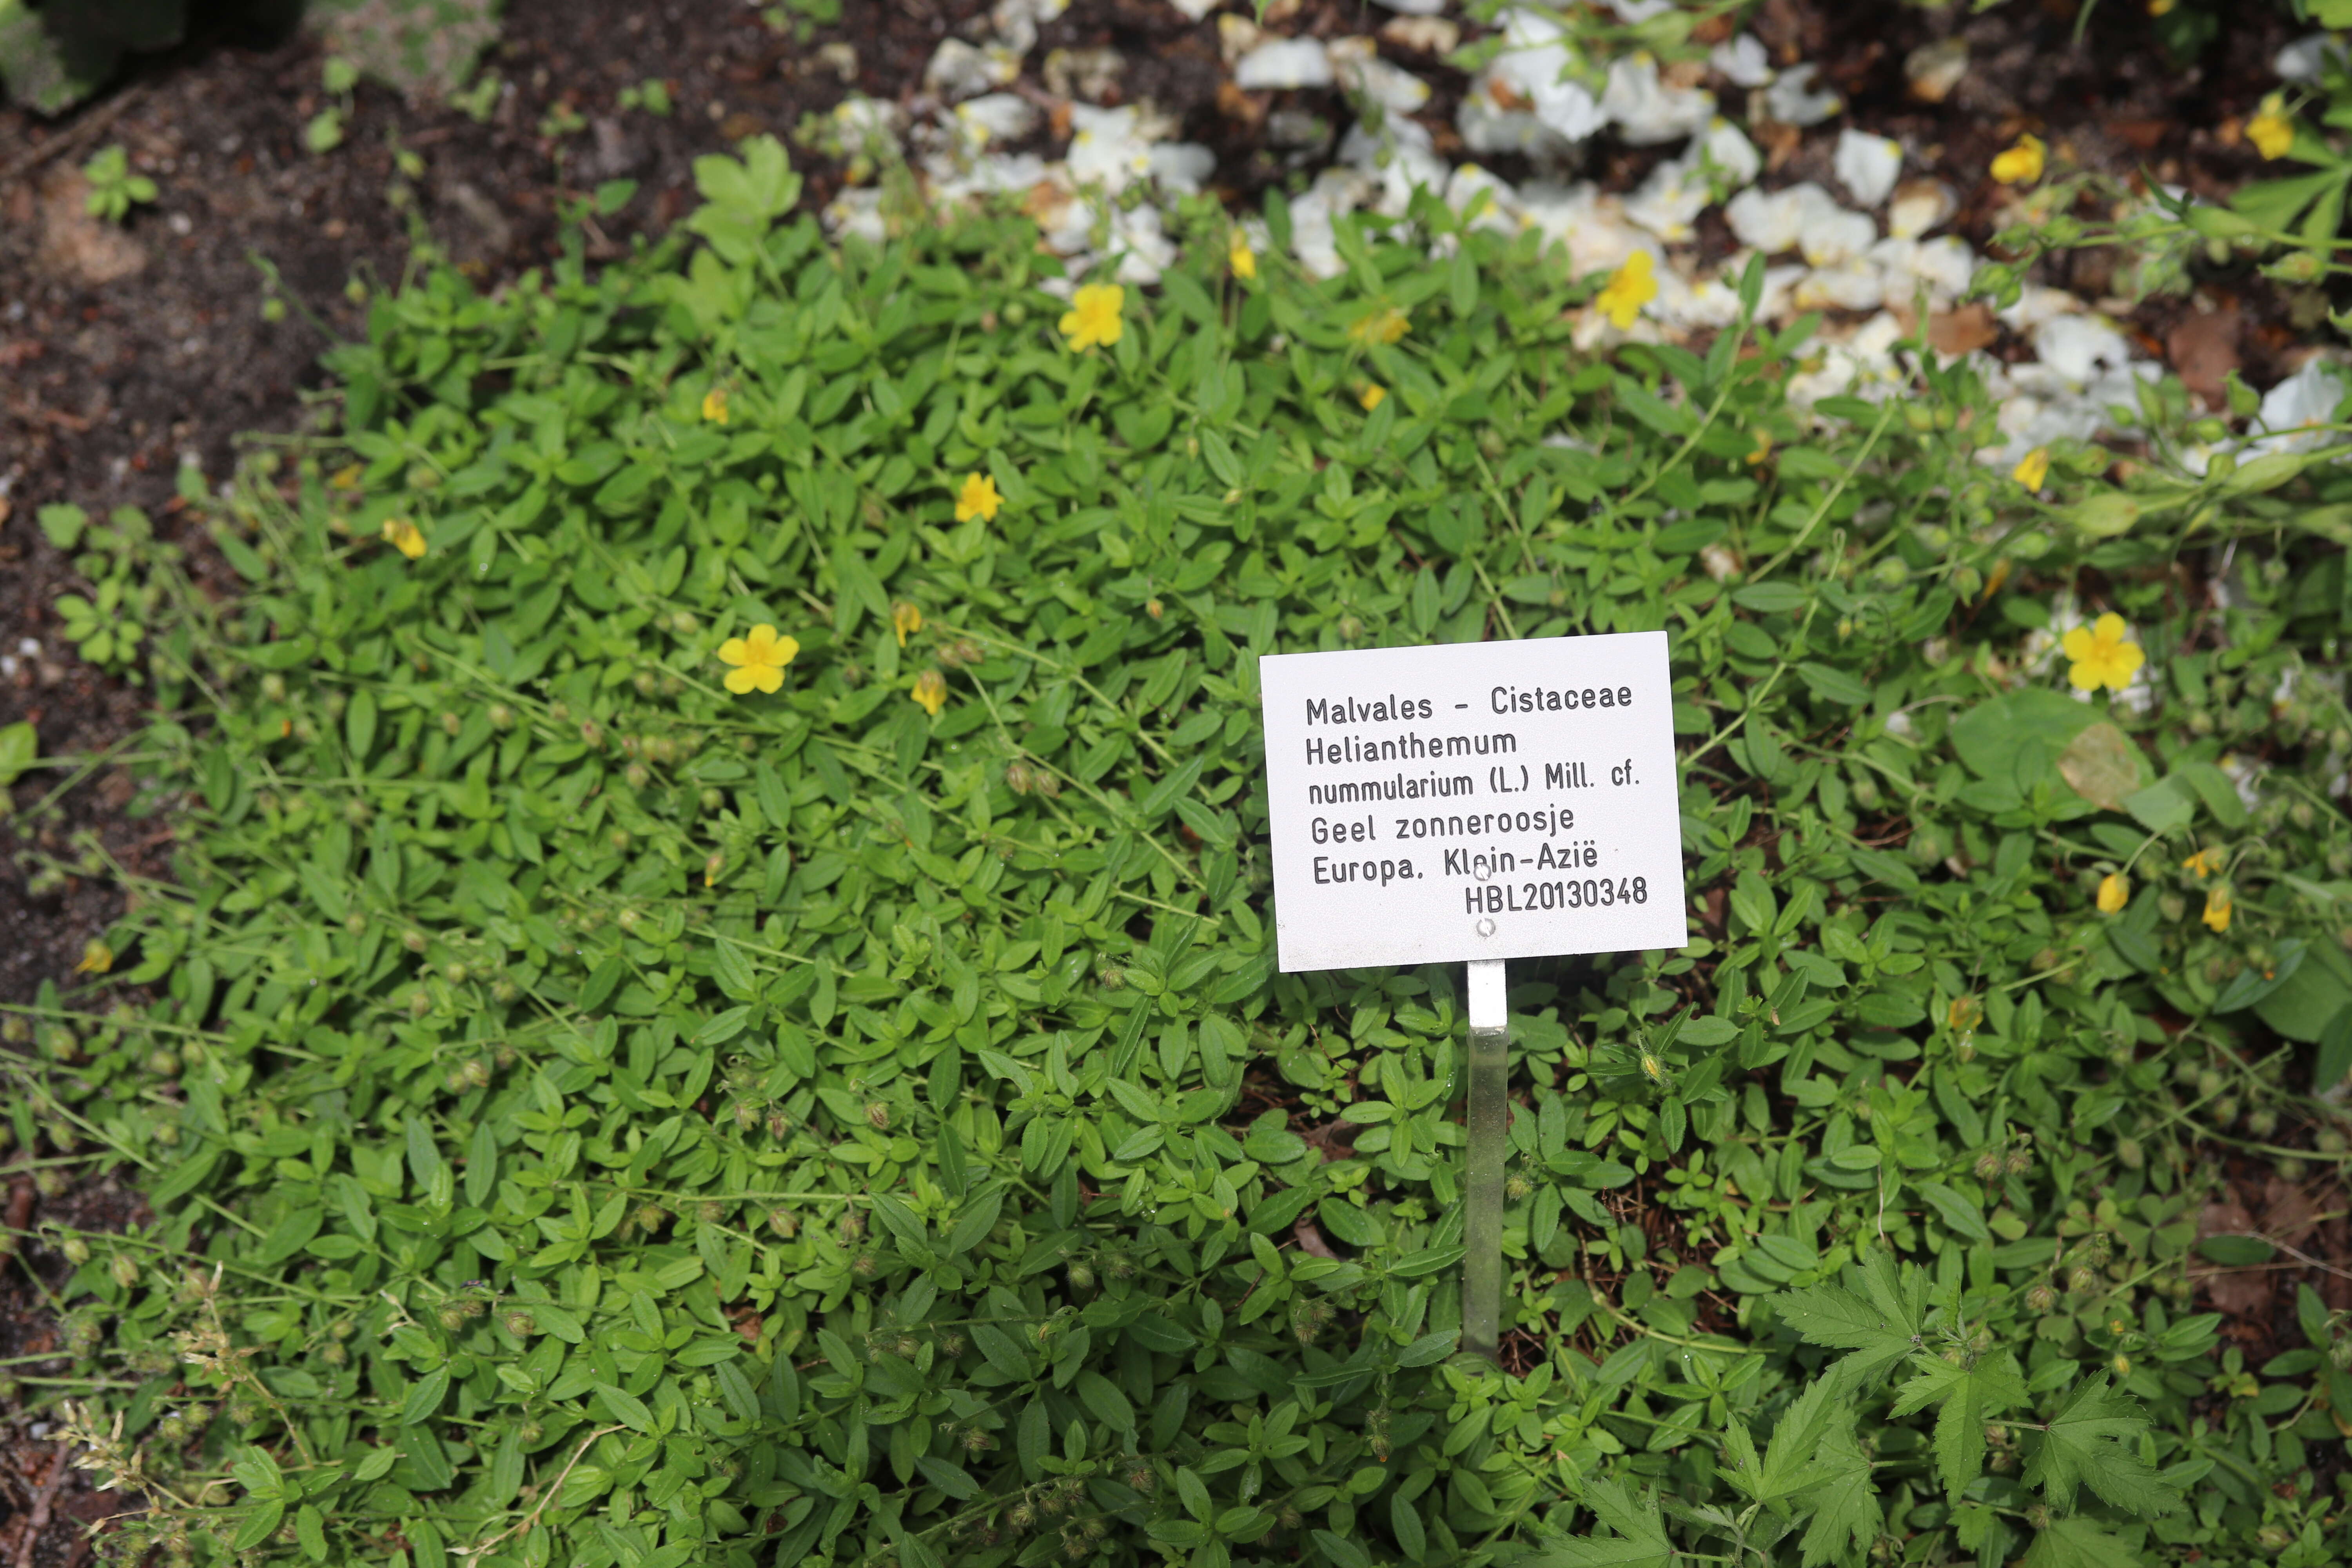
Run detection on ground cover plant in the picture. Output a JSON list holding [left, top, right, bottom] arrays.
[[12, 127, 2352, 1568]]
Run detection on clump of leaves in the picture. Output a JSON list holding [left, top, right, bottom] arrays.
[[36, 501, 178, 678], [16, 132, 2352, 1568], [80, 143, 155, 223]]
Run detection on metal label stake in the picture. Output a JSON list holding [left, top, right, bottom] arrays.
[[1461, 957, 1509, 1363]]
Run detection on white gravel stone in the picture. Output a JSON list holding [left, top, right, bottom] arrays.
[[1763, 63, 1841, 126], [1709, 34, 1774, 87], [1833, 129, 1903, 208], [1235, 38, 1334, 91], [1602, 54, 1715, 145]]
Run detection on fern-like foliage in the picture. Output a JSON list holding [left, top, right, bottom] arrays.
[[1524, 1251, 2184, 1568]]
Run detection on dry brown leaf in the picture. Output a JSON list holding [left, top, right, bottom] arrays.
[[2168, 307, 2242, 412], [1927, 303, 2000, 357]]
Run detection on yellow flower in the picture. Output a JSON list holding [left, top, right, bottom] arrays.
[[1991, 134, 2046, 186], [381, 518, 427, 559], [1359, 384, 1387, 412], [1229, 231, 1257, 281], [702, 387, 730, 425], [1347, 307, 1410, 347], [329, 463, 365, 490], [2148, 0, 2174, 13], [2249, 97, 2294, 160], [1059, 283, 1125, 352], [2203, 886, 2233, 933], [2061, 612, 2144, 693], [1746, 428, 1774, 466], [892, 601, 924, 648], [2013, 446, 2051, 492], [2096, 873, 2129, 914], [912, 668, 947, 717], [1596, 251, 1657, 330], [74, 938, 113, 975], [955, 472, 1002, 524], [2182, 848, 2223, 879], [718, 623, 798, 695]]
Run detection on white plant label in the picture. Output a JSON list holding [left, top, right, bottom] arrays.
[[1258, 631, 1688, 972]]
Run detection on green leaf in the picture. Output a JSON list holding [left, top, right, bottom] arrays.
[[594, 1381, 655, 1432], [0, 722, 38, 789], [1525, 1477, 1673, 1568], [37, 504, 87, 550], [399, 1365, 449, 1426], [1888, 1350, 2027, 1502], [1915, 1183, 1993, 1244], [2020, 1375, 2175, 1517], [2196, 1234, 2275, 1266], [295, 1503, 328, 1562], [232, 1501, 286, 1552], [1770, 1249, 1926, 1394], [2019, 1515, 2147, 1568]]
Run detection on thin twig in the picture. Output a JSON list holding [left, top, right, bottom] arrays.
[[2202, 1232, 2352, 1286], [12, 1448, 67, 1568], [453, 1424, 624, 1562], [0, 83, 153, 194]]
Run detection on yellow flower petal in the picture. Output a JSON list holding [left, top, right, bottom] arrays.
[[2250, 106, 2294, 161], [702, 387, 730, 424], [1346, 307, 1409, 347], [1991, 134, 2046, 186], [717, 623, 796, 697], [955, 473, 1002, 524], [74, 938, 113, 975], [381, 518, 426, 559], [1229, 232, 1257, 281], [912, 669, 948, 717], [1359, 384, 1387, 412], [2096, 873, 2129, 914], [1596, 251, 1658, 330], [2202, 887, 2232, 933], [2013, 447, 2050, 492], [1059, 283, 1125, 352], [893, 601, 924, 648]]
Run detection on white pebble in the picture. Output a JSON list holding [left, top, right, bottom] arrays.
[[1235, 38, 1334, 91], [1833, 129, 1903, 208]]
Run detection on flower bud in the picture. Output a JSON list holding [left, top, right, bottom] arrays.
[[488, 703, 514, 730], [505, 1311, 538, 1336]]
